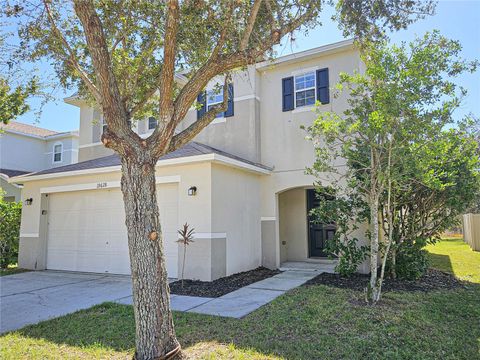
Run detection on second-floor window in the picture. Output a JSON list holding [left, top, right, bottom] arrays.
[[53, 143, 63, 163], [282, 68, 329, 112], [206, 89, 225, 119], [197, 83, 234, 120], [148, 117, 157, 130], [295, 72, 316, 108]]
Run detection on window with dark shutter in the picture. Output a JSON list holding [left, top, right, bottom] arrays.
[[316, 68, 329, 104], [282, 76, 294, 111], [197, 91, 207, 120], [199, 83, 234, 119], [224, 83, 234, 117]]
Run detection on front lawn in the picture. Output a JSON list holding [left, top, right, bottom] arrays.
[[2, 237, 479, 359], [2, 283, 479, 359], [426, 237, 480, 283]]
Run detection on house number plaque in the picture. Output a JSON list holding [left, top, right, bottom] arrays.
[[96, 182, 108, 189]]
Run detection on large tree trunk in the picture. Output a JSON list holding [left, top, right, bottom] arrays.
[[120, 156, 180, 360]]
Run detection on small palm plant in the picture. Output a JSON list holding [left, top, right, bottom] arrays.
[[176, 223, 195, 288]]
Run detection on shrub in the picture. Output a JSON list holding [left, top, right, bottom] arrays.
[[0, 198, 22, 268], [389, 243, 429, 280]]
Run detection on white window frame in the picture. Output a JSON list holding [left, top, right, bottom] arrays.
[[53, 142, 63, 163], [294, 71, 316, 109], [206, 88, 225, 120]]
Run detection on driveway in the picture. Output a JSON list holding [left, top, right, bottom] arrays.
[[0, 270, 132, 333]]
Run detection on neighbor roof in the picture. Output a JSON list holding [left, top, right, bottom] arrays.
[[1, 121, 78, 139], [2, 121, 58, 137], [0, 169, 31, 178], [16, 142, 271, 180]]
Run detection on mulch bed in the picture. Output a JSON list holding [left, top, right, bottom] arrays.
[[169, 267, 282, 298], [304, 268, 471, 293]]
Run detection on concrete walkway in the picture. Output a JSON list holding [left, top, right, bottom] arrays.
[[118, 270, 319, 318], [1, 269, 322, 333]]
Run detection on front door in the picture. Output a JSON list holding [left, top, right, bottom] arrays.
[[307, 189, 336, 258]]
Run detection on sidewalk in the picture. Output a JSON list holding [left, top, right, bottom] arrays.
[[116, 270, 321, 318]]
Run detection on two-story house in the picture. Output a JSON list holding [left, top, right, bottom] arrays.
[[11, 39, 369, 280], [0, 122, 79, 202]]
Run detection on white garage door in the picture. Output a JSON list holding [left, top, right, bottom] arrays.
[[46, 183, 179, 277]]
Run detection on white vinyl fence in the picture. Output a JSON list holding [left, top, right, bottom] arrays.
[[463, 214, 480, 252]]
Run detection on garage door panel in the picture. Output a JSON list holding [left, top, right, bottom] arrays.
[[47, 184, 178, 277]]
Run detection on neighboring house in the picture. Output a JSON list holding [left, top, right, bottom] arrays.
[[11, 39, 369, 280], [0, 122, 79, 201]]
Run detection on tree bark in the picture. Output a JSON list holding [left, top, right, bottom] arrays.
[[120, 156, 180, 360], [368, 190, 380, 302]]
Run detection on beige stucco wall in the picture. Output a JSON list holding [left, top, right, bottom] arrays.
[[211, 163, 262, 275], [278, 187, 308, 262]]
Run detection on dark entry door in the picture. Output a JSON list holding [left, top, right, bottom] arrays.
[[307, 189, 336, 258]]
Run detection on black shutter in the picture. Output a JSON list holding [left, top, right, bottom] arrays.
[[225, 83, 234, 117], [197, 91, 207, 120], [316, 68, 329, 104], [282, 76, 294, 111]]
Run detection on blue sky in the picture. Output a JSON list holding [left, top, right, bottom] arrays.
[[16, 0, 480, 132]]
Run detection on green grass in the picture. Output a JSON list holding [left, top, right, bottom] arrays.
[[1, 239, 479, 359], [1, 284, 479, 359], [0, 264, 29, 277], [426, 237, 480, 283]]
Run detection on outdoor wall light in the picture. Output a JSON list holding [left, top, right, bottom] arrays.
[[25, 198, 33, 205], [188, 186, 197, 196]]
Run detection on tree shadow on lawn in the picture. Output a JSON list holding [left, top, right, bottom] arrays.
[[427, 253, 454, 275], [9, 280, 480, 360]]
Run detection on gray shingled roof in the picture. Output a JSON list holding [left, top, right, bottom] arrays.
[[0, 169, 31, 178], [26, 142, 271, 177]]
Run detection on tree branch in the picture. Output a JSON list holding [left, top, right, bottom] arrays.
[[73, 0, 136, 151], [43, 0, 101, 102], [240, 0, 263, 51], [158, 0, 179, 121], [168, 74, 231, 152]]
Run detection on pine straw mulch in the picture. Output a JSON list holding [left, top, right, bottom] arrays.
[[169, 267, 281, 298], [303, 268, 472, 293]]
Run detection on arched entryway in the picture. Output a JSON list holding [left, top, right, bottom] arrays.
[[278, 187, 336, 266]]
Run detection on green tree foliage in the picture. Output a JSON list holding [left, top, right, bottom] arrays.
[[386, 127, 480, 279], [0, 32, 38, 124], [306, 31, 479, 302], [0, 193, 22, 268], [0, 78, 38, 124]]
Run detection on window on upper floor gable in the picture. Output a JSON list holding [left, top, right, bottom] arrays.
[[53, 143, 63, 163], [148, 117, 157, 130]]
